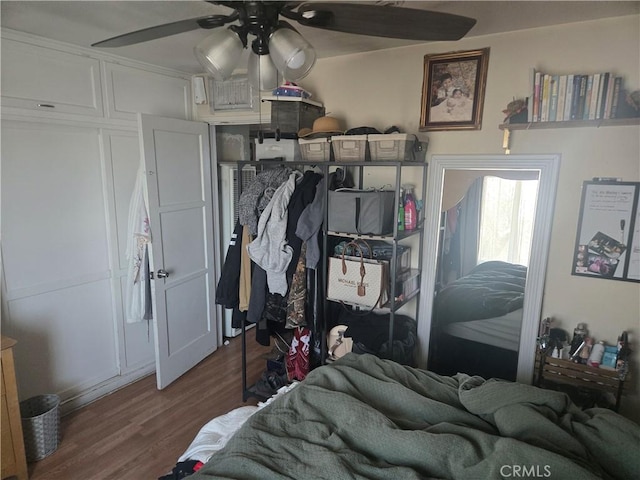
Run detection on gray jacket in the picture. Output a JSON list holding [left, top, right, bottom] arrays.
[[296, 177, 326, 269], [247, 171, 302, 296], [238, 167, 292, 236]]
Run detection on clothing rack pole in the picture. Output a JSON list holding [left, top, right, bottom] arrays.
[[237, 161, 249, 401], [320, 163, 329, 363], [238, 160, 327, 399], [387, 162, 403, 358]]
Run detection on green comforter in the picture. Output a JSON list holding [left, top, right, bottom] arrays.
[[191, 353, 639, 479]]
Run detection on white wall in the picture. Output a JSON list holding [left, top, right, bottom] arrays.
[[302, 16, 640, 421]]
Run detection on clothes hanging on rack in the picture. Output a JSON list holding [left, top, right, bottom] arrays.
[[215, 220, 243, 309], [216, 164, 324, 350], [296, 176, 327, 270], [285, 171, 323, 280], [286, 242, 307, 328], [248, 171, 302, 296], [238, 226, 252, 312], [238, 167, 292, 236]]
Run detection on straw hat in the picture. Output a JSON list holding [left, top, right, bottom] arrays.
[[298, 116, 344, 138]]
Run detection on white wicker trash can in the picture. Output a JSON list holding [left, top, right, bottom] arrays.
[[20, 394, 61, 462]]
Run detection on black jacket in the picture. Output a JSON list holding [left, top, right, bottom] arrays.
[[215, 220, 243, 309]]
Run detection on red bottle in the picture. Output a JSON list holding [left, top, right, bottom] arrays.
[[403, 185, 417, 231]]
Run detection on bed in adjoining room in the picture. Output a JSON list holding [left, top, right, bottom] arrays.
[[165, 353, 639, 480], [428, 260, 527, 381]]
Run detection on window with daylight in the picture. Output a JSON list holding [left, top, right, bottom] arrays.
[[477, 176, 538, 267]]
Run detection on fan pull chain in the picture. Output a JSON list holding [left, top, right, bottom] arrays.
[[257, 62, 264, 144]]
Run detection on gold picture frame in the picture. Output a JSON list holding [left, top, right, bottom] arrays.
[[419, 48, 490, 131]]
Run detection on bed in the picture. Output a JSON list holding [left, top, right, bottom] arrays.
[[429, 261, 527, 380], [181, 353, 639, 480]]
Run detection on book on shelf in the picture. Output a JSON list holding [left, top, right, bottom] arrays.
[[596, 72, 609, 120], [610, 76, 623, 118], [532, 70, 542, 122], [571, 75, 585, 120], [588, 73, 601, 120], [540, 74, 551, 122], [603, 73, 615, 119], [583, 74, 593, 120], [563, 74, 574, 121], [556, 75, 567, 122], [578, 75, 589, 120], [548, 75, 560, 122]]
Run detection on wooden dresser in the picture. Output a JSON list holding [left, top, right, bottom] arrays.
[[1, 336, 28, 480]]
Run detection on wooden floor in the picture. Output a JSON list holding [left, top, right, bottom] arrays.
[[26, 334, 273, 480]]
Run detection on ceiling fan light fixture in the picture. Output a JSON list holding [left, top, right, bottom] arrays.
[[268, 26, 316, 82], [194, 27, 244, 80], [248, 51, 281, 91]]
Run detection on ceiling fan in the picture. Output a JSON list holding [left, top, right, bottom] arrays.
[[92, 1, 476, 89]]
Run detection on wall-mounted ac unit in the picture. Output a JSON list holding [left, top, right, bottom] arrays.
[[219, 164, 256, 337]]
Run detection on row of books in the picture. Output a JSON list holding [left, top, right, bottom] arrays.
[[529, 70, 623, 123]]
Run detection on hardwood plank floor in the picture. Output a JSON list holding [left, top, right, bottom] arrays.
[[26, 333, 273, 480]]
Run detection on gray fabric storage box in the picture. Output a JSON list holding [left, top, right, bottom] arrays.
[[269, 100, 325, 134], [328, 189, 395, 235]]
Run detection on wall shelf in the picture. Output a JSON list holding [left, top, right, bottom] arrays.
[[499, 117, 639, 131]]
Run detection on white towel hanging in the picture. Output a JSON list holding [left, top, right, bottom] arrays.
[[125, 165, 152, 323]]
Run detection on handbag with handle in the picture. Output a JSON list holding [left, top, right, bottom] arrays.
[[326, 241, 389, 308]]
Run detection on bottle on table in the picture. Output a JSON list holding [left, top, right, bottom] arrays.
[[587, 341, 605, 367], [569, 322, 588, 357], [579, 336, 593, 364]]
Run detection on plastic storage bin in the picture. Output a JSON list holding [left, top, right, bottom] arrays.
[[298, 137, 331, 162], [269, 98, 325, 134], [254, 138, 301, 162], [393, 269, 421, 298], [331, 135, 368, 161], [20, 394, 61, 462], [368, 134, 427, 162]]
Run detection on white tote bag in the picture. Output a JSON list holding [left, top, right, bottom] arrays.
[[326, 241, 389, 308]]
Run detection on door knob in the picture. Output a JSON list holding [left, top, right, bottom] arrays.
[[156, 269, 170, 279]]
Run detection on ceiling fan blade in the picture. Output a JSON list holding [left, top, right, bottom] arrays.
[[91, 14, 236, 48], [295, 3, 476, 41]]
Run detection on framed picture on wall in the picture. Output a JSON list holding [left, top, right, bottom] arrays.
[[419, 48, 490, 131], [572, 180, 640, 283]]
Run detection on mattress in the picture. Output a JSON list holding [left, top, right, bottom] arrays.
[[442, 308, 523, 351]]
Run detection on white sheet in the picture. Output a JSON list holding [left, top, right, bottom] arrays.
[[178, 382, 299, 464], [442, 309, 523, 352]]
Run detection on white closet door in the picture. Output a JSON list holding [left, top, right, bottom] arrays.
[[138, 114, 218, 389], [2, 121, 117, 399]]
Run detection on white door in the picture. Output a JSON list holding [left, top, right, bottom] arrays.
[[138, 113, 218, 389]]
